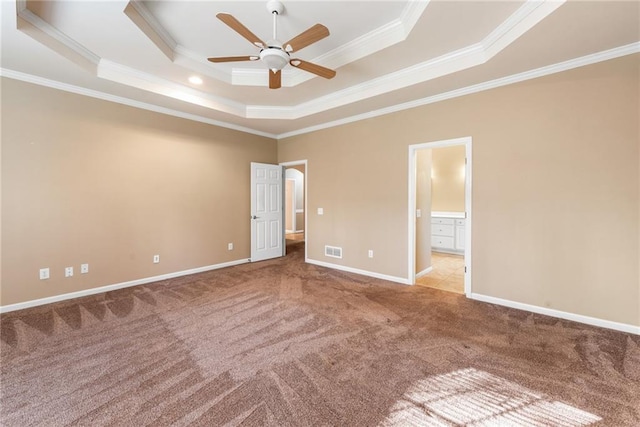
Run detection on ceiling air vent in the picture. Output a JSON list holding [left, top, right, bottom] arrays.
[[324, 245, 342, 259]]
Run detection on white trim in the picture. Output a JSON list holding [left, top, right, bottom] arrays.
[[16, 1, 100, 73], [470, 293, 640, 336], [408, 137, 472, 296], [97, 60, 246, 117], [284, 0, 430, 88], [124, 0, 177, 60], [0, 259, 249, 314], [307, 259, 410, 285], [277, 42, 640, 139], [432, 249, 464, 256], [295, 209, 304, 214], [481, 0, 564, 59], [252, 0, 563, 116], [14, 0, 560, 116], [0, 68, 276, 139], [2, 39, 637, 139], [416, 266, 433, 279], [124, 0, 428, 89]]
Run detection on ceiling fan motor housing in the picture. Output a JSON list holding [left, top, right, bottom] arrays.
[[266, 0, 284, 15]]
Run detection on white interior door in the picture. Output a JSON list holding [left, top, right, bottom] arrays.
[[251, 162, 285, 262]]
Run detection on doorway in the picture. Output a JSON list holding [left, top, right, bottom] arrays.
[[408, 137, 472, 296], [281, 160, 307, 259]]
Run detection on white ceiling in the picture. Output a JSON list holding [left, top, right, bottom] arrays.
[[1, 0, 638, 138]]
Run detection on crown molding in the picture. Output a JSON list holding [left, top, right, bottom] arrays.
[[256, 0, 566, 120], [277, 42, 640, 139], [285, 0, 431, 87], [2, 42, 637, 141], [124, 0, 429, 88], [16, 0, 565, 120], [232, 68, 294, 87], [482, 0, 564, 58], [15, 0, 100, 73], [124, 0, 176, 61], [0, 68, 276, 139], [173, 45, 231, 84], [97, 59, 246, 117], [104, 0, 567, 120]]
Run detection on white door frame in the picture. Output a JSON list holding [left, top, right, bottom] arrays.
[[280, 160, 308, 262], [408, 137, 472, 296]]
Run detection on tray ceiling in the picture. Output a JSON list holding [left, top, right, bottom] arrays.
[[1, 0, 638, 138]]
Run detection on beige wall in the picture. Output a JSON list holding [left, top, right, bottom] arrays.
[[415, 149, 432, 274], [279, 54, 640, 327], [432, 145, 465, 212], [1, 78, 276, 306]]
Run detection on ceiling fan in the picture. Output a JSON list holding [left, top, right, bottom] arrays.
[[207, 0, 336, 89]]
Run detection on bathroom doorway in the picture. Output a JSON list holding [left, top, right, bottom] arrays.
[[282, 161, 307, 247], [408, 137, 472, 296]]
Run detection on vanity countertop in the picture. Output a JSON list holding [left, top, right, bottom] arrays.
[[431, 211, 465, 219]]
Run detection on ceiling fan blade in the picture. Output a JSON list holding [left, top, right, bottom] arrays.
[[217, 13, 265, 48], [207, 55, 258, 63], [290, 59, 336, 79], [283, 24, 329, 52], [269, 70, 282, 89]]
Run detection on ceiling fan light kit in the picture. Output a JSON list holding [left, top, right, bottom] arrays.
[[208, 0, 336, 89], [260, 48, 289, 72]]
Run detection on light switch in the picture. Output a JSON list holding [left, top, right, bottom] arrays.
[[416, 209, 422, 218], [317, 208, 324, 215]]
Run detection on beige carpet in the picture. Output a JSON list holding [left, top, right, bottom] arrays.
[[1, 241, 639, 426]]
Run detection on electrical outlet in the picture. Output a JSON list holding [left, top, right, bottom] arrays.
[[39, 268, 50, 280], [228, 243, 234, 251], [81, 263, 89, 274], [153, 255, 160, 264], [317, 207, 324, 215], [65, 267, 74, 277], [368, 250, 374, 258]]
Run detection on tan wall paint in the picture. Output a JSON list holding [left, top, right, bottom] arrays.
[[1, 78, 276, 306], [279, 54, 640, 326], [416, 149, 432, 274], [432, 145, 465, 212]]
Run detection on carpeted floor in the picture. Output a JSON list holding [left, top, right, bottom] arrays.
[[1, 241, 639, 426]]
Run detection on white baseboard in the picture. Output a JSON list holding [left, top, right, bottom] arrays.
[[470, 293, 640, 335], [432, 248, 464, 256], [0, 258, 250, 314], [416, 266, 433, 279], [306, 258, 410, 285]]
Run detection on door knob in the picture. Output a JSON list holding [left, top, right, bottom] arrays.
[[251, 215, 259, 220]]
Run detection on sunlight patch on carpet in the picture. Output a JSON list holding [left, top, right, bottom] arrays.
[[382, 368, 601, 426]]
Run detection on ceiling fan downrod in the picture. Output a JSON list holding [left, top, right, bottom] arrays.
[[267, 0, 284, 41], [263, 0, 287, 73]]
